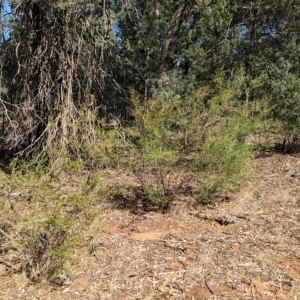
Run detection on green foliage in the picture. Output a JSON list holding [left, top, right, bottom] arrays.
[[142, 184, 171, 208], [1, 0, 299, 158], [126, 79, 260, 204], [2, 0, 300, 288], [180, 86, 255, 202], [21, 213, 76, 283], [0, 162, 111, 284]]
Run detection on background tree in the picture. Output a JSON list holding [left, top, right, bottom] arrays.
[[0, 0, 300, 159]]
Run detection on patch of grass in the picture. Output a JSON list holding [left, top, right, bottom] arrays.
[[0, 163, 110, 284], [20, 213, 76, 284]]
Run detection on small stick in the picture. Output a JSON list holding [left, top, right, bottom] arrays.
[[204, 277, 214, 295]]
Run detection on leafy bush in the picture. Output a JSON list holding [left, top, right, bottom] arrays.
[[125, 81, 258, 204], [21, 213, 77, 284], [0, 163, 109, 285]]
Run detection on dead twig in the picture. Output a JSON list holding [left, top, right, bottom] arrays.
[[204, 277, 214, 295]]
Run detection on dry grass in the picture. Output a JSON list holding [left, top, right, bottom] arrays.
[[1, 153, 300, 299]]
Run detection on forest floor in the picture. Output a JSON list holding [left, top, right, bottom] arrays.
[[1, 153, 300, 299]]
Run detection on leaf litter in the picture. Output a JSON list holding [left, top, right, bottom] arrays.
[[1, 153, 300, 299]]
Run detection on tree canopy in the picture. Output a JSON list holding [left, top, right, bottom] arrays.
[[0, 0, 299, 157]]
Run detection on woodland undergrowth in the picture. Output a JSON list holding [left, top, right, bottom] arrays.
[[0, 80, 277, 284]]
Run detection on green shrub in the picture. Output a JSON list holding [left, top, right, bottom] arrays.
[[21, 213, 77, 284], [126, 82, 258, 204], [0, 162, 109, 285]]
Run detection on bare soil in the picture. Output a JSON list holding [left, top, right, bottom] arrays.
[[1, 153, 300, 299]]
